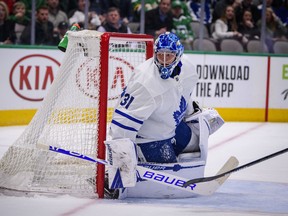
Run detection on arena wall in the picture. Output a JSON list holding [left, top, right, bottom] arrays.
[[0, 46, 287, 126]]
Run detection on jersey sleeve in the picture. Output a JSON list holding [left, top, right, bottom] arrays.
[[109, 81, 156, 142]]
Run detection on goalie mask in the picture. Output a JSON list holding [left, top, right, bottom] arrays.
[[154, 32, 184, 79]]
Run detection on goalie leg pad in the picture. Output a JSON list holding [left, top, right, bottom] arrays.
[[104, 138, 138, 189]]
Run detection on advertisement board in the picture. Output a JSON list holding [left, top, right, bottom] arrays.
[[0, 48, 64, 125], [268, 57, 288, 121], [0, 48, 64, 109], [0, 47, 287, 125], [190, 54, 268, 121]]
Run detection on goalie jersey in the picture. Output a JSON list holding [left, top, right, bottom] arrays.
[[109, 54, 198, 144]]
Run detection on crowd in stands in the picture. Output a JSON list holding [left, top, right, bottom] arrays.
[[0, 0, 287, 53]]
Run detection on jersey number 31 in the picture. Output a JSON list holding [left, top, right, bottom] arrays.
[[120, 93, 134, 109]]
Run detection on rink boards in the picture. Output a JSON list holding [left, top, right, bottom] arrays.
[[0, 47, 287, 125]]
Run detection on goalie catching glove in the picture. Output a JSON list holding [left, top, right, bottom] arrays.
[[104, 138, 138, 189], [185, 101, 225, 135], [175, 101, 225, 161]]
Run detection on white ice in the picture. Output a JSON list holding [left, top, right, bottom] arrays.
[[0, 122, 287, 216]]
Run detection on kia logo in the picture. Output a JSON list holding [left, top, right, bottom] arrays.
[[10, 54, 61, 101], [76, 55, 134, 100]]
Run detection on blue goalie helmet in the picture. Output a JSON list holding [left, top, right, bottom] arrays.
[[154, 32, 184, 79]]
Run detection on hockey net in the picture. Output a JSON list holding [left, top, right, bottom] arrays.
[[0, 30, 154, 198]]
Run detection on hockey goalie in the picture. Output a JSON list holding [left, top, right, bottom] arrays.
[[105, 32, 224, 199]]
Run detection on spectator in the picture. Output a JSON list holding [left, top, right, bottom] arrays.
[[212, 0, 241, 22], [257, 0, 280, 25], [272, 0, 288, 26], [58, 21, 69, 37], [20, 5, 55, 45], [0, 1, 16, 44], [8, 1, 30, 44], [2, 0, 14, 14], [257, 0, 273, 10], [187, 0, 212, 26], [68, 0, 101, 30], [59, 0, 78, 15], [252, 0, 261, 6], [106, 0, 133, 24], [212, 5, 243, 42], [262, 7, 288, 39], [97, 7, 132, 33], [145, 0, 173, 38], [53, 21, 69, 45], [234, 0, 261, 24], [257, 7, 288, 51], [257, 0, 288, 28], [90, 0, 130, 25], [238, 9, 260, 43], [47, 0, 68, 29], [87, 0, 106, 25], [174, 0, 192, 18], [20, 0, 46, 16], [132, 0, 158, 22], [90, 0, 110, 15], [171, 0, 194, 50]]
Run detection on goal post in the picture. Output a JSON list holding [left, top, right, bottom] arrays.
[[0, 30, 154, 198]]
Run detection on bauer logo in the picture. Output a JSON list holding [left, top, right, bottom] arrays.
[[142, 170, 197, 191], [9, 54, 60, 101]]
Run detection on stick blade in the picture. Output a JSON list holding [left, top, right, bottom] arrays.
[[192, 156, 239, 196], [215, 156, 239, 185]]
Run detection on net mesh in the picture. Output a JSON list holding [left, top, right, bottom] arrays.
[[0, 30, 153, 198]]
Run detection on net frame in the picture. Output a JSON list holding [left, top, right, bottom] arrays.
[[0, 31, 154, 198], [97, 32, 154, 198]]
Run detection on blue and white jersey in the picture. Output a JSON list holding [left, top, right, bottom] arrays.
[[109, 54, 198, 144]]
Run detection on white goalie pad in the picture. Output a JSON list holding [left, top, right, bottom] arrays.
[[104, 138, 138, 189]]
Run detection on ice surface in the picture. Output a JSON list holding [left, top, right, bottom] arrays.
[[0, 122, 287, 216]]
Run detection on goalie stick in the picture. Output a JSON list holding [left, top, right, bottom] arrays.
[[184, 147, 288, 187], [37, 144, 239, 196]]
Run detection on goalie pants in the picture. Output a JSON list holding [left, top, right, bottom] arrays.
[[137, 121, 192, 163]]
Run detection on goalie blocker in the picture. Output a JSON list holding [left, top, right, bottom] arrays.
[[105, 106, 224, 199], [104, 138, 138, 189]]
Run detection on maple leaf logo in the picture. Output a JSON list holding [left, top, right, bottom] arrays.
[[173, 96, 187, 126], [281, 89, 288, 100]]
